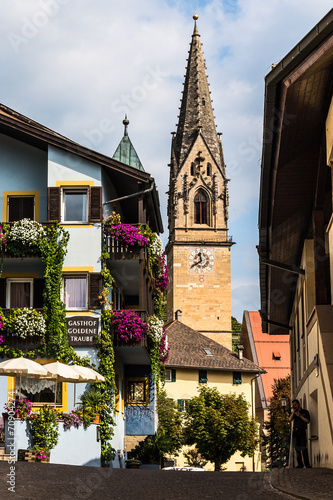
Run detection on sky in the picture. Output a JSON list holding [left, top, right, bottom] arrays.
[[1, 0, 332, 322]]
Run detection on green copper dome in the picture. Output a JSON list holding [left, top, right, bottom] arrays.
[[113, 116, 144, 171]]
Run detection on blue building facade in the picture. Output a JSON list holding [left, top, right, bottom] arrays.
[[0, 104, 163, 467]]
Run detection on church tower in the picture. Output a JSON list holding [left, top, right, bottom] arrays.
[[166, 14, 233, 349]]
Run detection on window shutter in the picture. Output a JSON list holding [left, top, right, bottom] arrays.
[[33, 278, 45, 309], [88, 273, 103, 309], [47, 187, 61, 221], [89, 186, 102, 222], [0, 279, 6, 308], [233, 371, 242, 385], [172, 369, 176, 382], [177, 399, 182, 412]]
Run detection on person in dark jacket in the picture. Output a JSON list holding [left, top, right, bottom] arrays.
[[289, 399, 311, 468]]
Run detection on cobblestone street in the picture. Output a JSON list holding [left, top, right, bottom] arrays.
[[2, 462, 330, 500]]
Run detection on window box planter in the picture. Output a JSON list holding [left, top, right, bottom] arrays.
[[18, 449, 50, 463]]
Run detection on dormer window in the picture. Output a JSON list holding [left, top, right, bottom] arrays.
[[273, 352, 281, 360]]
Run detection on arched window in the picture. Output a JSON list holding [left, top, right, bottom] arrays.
[[194, 189, 209, 224], [207, 163, 212, 176]]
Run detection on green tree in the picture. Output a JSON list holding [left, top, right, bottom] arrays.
[[131, 389, 183, 465], [263, 376, 291, 468], [232, 316, 242, 353], [183, 386, 258, 471]]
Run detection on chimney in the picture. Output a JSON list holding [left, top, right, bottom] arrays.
[[175, 309, 182, 321], [237, 345, 244, 361]]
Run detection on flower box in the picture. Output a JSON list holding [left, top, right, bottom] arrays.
[[18, 449, 50, 463]]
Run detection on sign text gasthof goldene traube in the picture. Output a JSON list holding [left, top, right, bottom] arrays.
[[67, 316, 99, 346]]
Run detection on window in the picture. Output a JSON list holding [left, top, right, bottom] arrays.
[[194, 189, 209, 224], [199, 369, 207, 384], [273, 352, 281, 360], [165, 369, 176, 382], [63, 275, 88, 310], [203, 348, 213, 356], [206, 164, 212, 176], [62, 189, 88, 222], [126, 378, 149, 405], [18, 377, 62, 405], [8, 196, 34, 222], [6, 278, 33, 308], [177, 399, 190, 412], [233, 372, 242, 385], [191, 163, 195, 176]]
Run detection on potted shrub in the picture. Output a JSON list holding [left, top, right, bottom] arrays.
[[78, 387, 107, 425]]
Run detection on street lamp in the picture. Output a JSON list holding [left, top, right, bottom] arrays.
[[281, 396, 287, 412]]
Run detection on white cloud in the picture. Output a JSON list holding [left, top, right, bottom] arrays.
[[1, 0, 332, 318]]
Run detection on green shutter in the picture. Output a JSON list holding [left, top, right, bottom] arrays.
[[233, 371, 242, 385], [172, 369, 176, 382]]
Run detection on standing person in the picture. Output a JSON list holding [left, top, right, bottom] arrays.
[[289, 399, 311, 468]]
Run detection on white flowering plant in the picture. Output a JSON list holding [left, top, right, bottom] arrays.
[[148, 233, 163, 258], [5, 218, 45, 257], [147, 315, 164, 342], [6, 307, 46, 339]]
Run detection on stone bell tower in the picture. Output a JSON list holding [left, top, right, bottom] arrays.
[[166, 14, 233, 349]]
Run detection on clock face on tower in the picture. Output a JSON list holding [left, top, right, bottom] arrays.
[[189, 248, 215, 273]]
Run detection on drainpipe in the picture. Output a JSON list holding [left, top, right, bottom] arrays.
[[250, 373, 260, 472], [102, 181, 155, 206]]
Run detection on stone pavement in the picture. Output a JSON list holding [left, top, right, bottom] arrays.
[[270, 467, 333, 500], [0, 461, 332, 500]]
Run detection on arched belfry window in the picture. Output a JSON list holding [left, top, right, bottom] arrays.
[[194, 189, 209, 225]]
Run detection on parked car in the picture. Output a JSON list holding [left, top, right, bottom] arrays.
[[162, 466, 204, 472]]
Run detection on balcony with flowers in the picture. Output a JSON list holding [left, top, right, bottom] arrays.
[[102, 213, 168, 320], [0, 219, 58, 259]]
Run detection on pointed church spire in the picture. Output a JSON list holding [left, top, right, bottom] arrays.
[[113, 116, 144, 171], [173, 14, 224, 172]]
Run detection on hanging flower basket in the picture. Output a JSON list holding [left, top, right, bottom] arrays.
[[111, 310, 148, 344]]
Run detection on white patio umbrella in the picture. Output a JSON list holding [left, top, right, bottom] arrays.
[[42, 361, 82, 407], [70, 365, 105, 407], [71, 365, 105, 383], [0, 357, 53, 398]]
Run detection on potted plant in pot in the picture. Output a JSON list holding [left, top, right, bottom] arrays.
[[78, 387, 107, 426], [4, 398, 33, 419], [125, 458, 142, 469]]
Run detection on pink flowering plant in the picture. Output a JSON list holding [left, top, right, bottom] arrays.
[[0, 223, 6, 247], [0, 311, 4, 345], [104, 212, 148, 248], [57, 411, 83, 430], [159, 331, 170, 363], [4, 398, 33, 418], [35, 448, 48, 462], [111, 309, 148, 343], [154, 254, 169, 292]]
